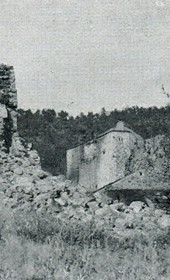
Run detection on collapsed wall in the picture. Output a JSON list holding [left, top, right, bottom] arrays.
[[0, 64, 53, 209], [0, 64, 42, 174]]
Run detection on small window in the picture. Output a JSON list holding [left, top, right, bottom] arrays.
[[103, 149, 106, 154]]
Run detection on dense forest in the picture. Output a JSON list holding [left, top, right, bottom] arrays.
[[17, 106, 170, 175]]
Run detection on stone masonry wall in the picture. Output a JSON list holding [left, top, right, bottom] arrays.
[[67, 129, 144, 190], [0, 64, 18, 151]]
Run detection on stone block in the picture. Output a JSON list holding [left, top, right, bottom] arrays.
[[35, 180, 53, 193], [34, 193, 49, 204], [0, 104, 7, 118], [15, 176, 34, 187], [13, 167, 23, 175], [157, 215, 170, 229], [129, 201, 146, 213], [54, 197, 66, 206]]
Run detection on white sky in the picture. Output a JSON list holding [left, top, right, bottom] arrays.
[[0, 0, 170, 115]]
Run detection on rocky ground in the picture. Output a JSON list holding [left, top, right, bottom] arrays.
[[0, 135, 169, 279], [0, 133, 169, 239]]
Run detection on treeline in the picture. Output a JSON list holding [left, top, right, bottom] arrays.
[[17, 106, 170, 175]]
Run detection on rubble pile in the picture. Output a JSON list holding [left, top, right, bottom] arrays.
[[0, 145, 169, 237], [0, 63, 169, 240]]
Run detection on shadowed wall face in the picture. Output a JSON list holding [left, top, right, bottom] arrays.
[[66, 145, 83, 183]]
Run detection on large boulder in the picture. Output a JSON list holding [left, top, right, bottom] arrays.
[[129, 201, 146, 213], [14, 176, 34, 188], [28, 150, 41, 165], [157, 214, 170, 229]]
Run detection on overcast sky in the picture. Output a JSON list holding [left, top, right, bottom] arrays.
[[0, 0, 170, 115]]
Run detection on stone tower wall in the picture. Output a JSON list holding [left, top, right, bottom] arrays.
[[67, 127, 144, 190]]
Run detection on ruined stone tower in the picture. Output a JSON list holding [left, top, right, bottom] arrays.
[[67, 121, 144, 190], [0, 64, 18, 152]]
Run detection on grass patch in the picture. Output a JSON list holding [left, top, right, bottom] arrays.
[[0, 205, 169, 279]]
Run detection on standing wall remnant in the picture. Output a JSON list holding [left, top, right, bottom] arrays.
[[67, 122, 144, 190], [0, 64, 18, 152]]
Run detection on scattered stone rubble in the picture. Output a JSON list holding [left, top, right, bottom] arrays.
[[0, 144, 169, 237]]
